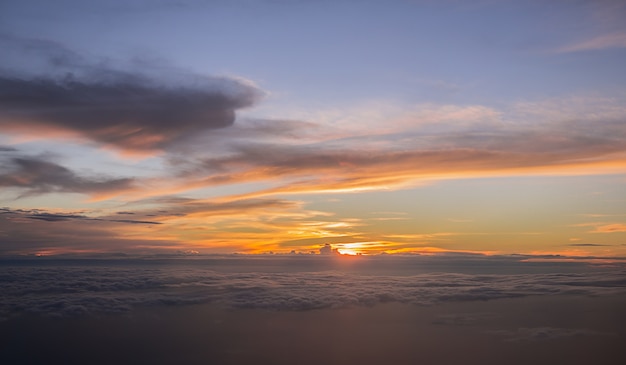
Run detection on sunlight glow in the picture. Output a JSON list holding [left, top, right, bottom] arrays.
[[337, 248, 361, 256]]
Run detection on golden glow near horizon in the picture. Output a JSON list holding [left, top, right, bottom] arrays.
[[2, 172, 626, 257]]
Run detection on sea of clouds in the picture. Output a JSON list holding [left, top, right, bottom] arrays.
[[1, 255, 625, 319]]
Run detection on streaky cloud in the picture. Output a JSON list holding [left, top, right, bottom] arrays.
[[160, 97, 626, 198], [0, 208, 160, 225], [0, 208, 175, 256], [569, 243, 610, 247], [0, 155, 135, 196], [557, 32, 626, 53], [132, 195, 302, 218]]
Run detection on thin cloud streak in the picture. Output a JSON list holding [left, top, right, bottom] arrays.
[[0, 154, 135, 197], [574, 222, 626, 234], [592, 224, 626, 234], [557, 32, 626, 53]]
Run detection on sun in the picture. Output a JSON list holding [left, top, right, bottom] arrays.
[[337, 248, 360, 256], [335, 242, 380, 256]]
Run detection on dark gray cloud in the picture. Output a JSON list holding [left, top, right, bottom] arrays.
[[569, 243, 610, 247], [22, 212, 90, 222], [0, 35, 263, 153], [0, 208, 160, 225], [0, 155, 135, 196]]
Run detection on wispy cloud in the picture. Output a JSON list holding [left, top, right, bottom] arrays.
[[169, 100, 626, 198], [557, 32, 626, 53], [0, 154, 135, 197], [592, 224, 626, 234], [0, 207, 172, 255], [575, 222, 626, 234], [569, 243, 610, 247]]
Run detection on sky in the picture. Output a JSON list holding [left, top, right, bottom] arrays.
[[1, 0, 626, 257]]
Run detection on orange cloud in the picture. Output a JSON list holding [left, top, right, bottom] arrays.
[[591, 224, 626, 233], [148, 101, 626, 200]]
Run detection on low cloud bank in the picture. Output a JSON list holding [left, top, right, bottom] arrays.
[[1, 256, 625, 319]]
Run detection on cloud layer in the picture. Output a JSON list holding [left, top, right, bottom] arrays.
[[1, 256, 625, 319]]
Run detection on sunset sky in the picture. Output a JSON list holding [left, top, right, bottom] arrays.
[[1, 0, 625, 257]]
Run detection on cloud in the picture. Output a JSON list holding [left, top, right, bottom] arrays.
[[23, 211, 160, 225], [139, 196, 300, 217], [1, 255, 625, 319], [118, 196, 358, 254], [0, 207, 161, 225], [557, 32, 626, 53], [155, 96, 626, 198], [569, 243, 610, 247], [0, 197, 319, 255], [21, 212, 90, 222], [592, 224, 626, 233], [0, 208, 169, 255], [0, 35, 264, 154], [319, 243, 340, 255], [0, 154, 135, 197], [0, 33, 85, 75], [2, 36, 625, 203], [553, 0, 626, 53], [577, 222, 626, 234]]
